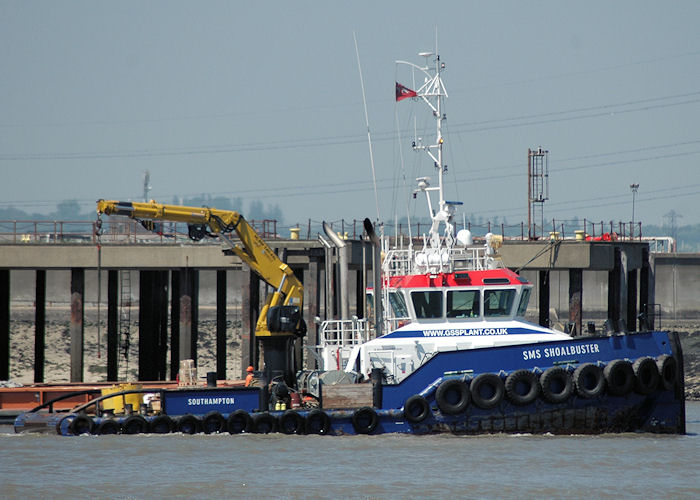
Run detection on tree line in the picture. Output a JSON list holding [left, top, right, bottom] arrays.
[[0, 197, 284, 224]]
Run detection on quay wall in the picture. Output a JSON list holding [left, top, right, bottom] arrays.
[[4, 247, 700, 321], [522, 253, 700, 325], [1, 241, 699, 386]]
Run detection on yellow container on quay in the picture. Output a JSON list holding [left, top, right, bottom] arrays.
[[101, 383, 143, 413]]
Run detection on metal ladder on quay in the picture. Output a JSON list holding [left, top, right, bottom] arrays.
[[119, 270, 132, 379]]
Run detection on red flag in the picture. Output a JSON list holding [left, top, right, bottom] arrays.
[[396, 82, 417, 101]]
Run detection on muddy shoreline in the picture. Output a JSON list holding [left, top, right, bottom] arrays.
[[3, 305, 242, 384]]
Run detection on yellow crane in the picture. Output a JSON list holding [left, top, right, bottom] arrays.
[[96, 199, 305, 382]]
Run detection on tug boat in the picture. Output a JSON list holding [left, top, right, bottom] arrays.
[[305, 47, 684, 435], [14, 48, 685, 436]]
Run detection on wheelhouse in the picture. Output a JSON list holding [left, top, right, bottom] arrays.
[[407, 286, 529, 321]]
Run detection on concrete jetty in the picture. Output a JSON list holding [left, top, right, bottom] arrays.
[[1, 237, 698, 384]]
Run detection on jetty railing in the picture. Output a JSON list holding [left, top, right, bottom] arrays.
[[0, 218, 652, 245]]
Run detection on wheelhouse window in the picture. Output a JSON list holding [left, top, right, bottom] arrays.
[[483, 289, 516, 317], [411, 290, 443, 319], [389, 291, 409, 318], [516, 288, 531, 317], [365, 292, 374, 324], [447, 290, 480, 318]]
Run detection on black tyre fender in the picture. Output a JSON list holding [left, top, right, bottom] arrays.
[[56, 416, 71, 435], [352, 406, 378, 434], [435, 379, 470, 414], [573, 363, 605, 398], [540, 367, 573, 403], [633, 357, 660, 395], [253, 412, 277, 434], [470, 373, 505, 409], [227, 410, 253, 434], [656, 354, 678, 391], [305, 409, 331, 435], [603, 359, 634, 396], [176, 414, 202, 435], [96, 419, 121, 435], [202, 411, 226, 434], [122, 415, 149, 435], [403, 395, 431, 423], [279, 410, 305, 435], [504, 369, 539, 405], [149, 415, 174, 434], [69, 414, 95, 435]]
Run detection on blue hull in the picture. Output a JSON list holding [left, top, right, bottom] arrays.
[[14, 331, 685, 436]]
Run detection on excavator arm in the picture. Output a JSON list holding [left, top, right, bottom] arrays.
[[96, 200, 304, 338]]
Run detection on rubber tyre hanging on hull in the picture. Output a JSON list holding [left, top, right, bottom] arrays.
[[227, 410, 253, 434], [122, 415, 149, 435], [505, 370, 539, 405], [305, 409, 331, 435], [404, 395, 431, 423], [470, 373, 504, 409], [540, 367, 573, 404], [633, 357, 660, 395], [573, 363, 605, 399], [70, 414, 95, 435], [96, 419, 121, 435], [352, 407, 379, 434], [202, 411, 226, 434], [435, 379, 470, 414], [176, 414, 202, 435], [253, 413, 277, 434], [149, 415, 175, 434], [278, 410, 305, 435], [656, 354, 678, 391], [603, 359, 634, 396]]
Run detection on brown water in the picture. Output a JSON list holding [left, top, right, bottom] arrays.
[[1, 402, 699, 499]]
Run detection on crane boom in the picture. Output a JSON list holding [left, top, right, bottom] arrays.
[[96, 199, 304, 340]]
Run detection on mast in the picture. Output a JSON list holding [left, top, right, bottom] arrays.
[[397, 50, 452, 256], [384, 46, 501, 282], [436, 54, 445, 216]]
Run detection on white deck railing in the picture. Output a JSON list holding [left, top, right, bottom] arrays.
[[382, 246, 503, 277], [318, 318, 371, 347]]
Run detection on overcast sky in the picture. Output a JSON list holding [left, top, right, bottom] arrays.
[[1, 1, 699, 231]]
